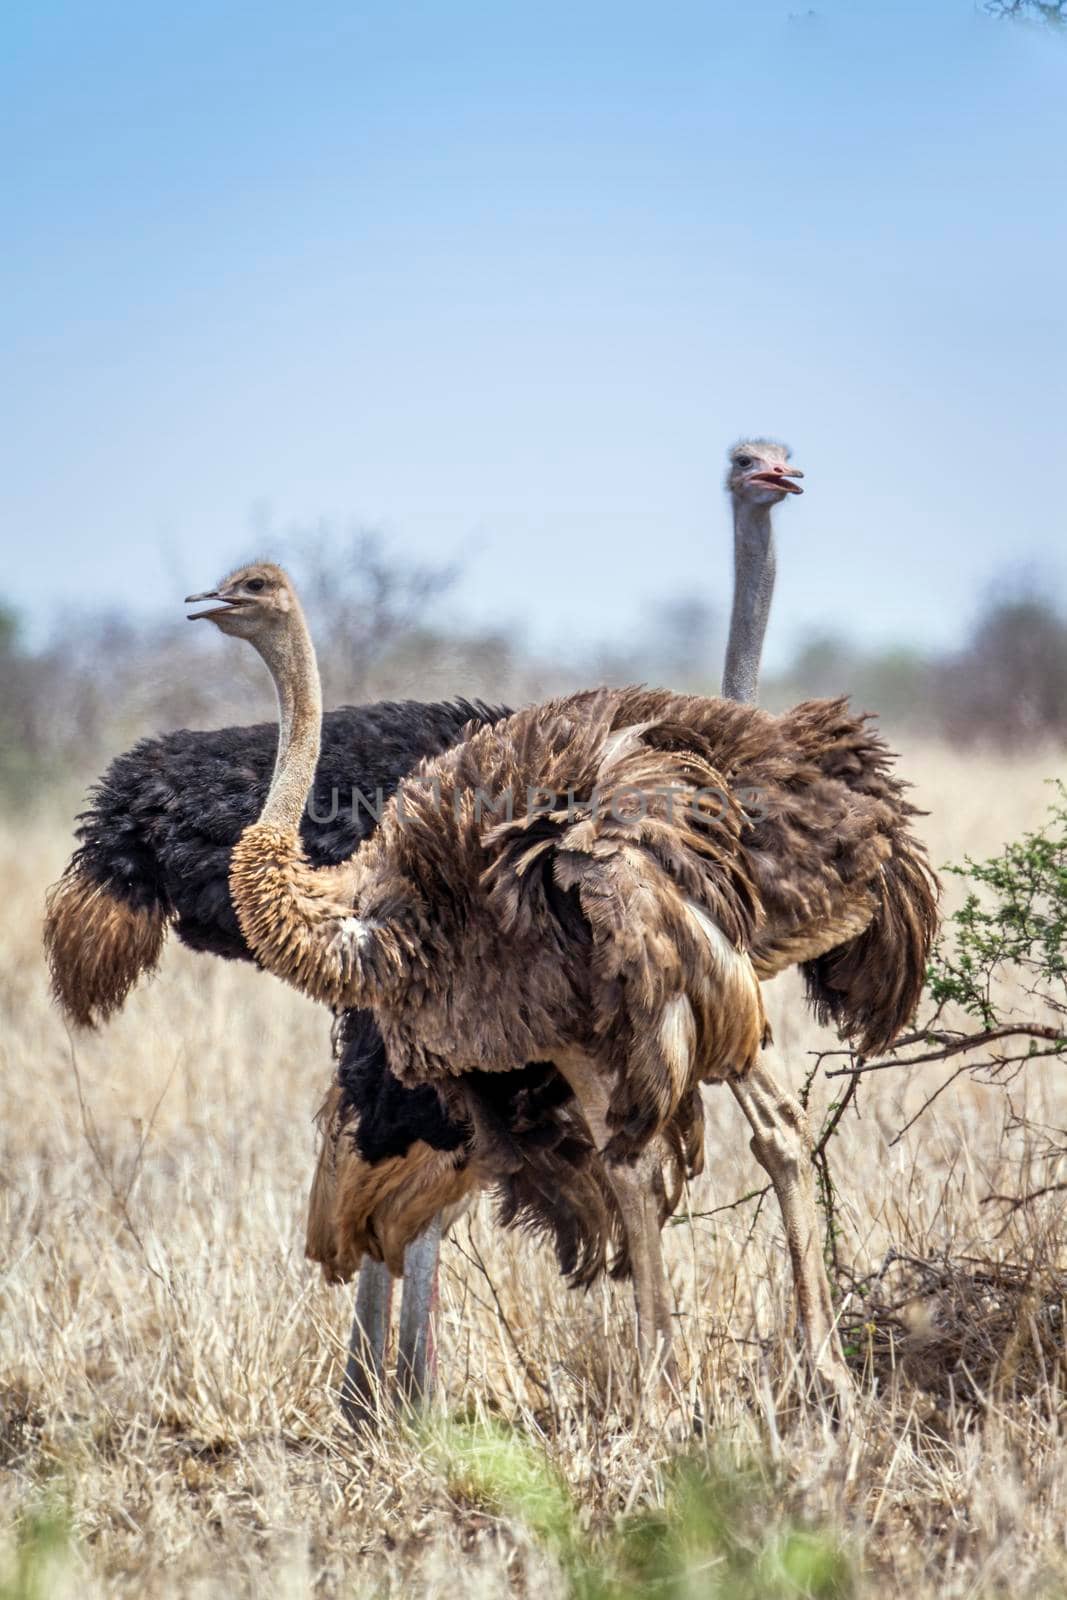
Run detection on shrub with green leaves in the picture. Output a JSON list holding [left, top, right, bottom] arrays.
[[801, 785, 1066, 1278], [927, 783, 1066, 1035]]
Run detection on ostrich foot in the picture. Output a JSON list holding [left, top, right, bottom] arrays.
[[805, 1336, 855, 1419]]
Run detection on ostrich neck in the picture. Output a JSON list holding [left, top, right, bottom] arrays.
[[722, 499, 776, 706], [254, 610, 323, 833]]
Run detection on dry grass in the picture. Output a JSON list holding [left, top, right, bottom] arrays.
[[2, 742, 1066, 1598]]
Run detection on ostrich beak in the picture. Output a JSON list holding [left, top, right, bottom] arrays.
[[185, 587, 244, 621], [750, 467, 804, 495]]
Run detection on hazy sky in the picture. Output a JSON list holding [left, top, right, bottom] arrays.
[[4, 0, 1065, 668]]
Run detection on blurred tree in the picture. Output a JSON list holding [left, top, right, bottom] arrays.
[[4, 548, 1065, 811], [0, 602, 38, 803], [645, 596, 723, 691], [282, 524, 460, 706], [985, 0, 1066, 24], [778, 633, 859, 699], [593, 594, 723, 694], [0, 604, 19, 657], [767, 633, 933, 733], [936, 595, 1067, 746]]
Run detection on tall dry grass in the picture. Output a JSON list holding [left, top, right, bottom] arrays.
[[1, 742, 1065, 1597]]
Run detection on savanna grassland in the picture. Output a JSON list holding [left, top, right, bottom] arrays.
[[1, 743, 1065, 1599]]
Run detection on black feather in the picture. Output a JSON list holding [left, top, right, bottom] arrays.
[[70, 699, 507, 960], [335, 1008, 467, 1162], [68, 699, 509, 1160]]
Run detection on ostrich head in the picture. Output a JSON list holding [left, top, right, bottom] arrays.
[[726, 440, 804, 506], [185, 562, 297, 639]]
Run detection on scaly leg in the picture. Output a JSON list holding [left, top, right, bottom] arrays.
[[614, 1149, 678, 1387], [341, 1257, 394, 1429], [396, 1215, 442, 1409], [729, 1052, 852, 1405], [555, 1054, 676, 1387]]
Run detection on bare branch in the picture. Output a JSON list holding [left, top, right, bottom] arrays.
[[980, 1182, 1067, 1214], [824, 1023, 1064, 1080]]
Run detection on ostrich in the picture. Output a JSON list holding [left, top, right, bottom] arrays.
[[718, 438, 847, 1378], [43, 669, 693, 1411], [43, 695, 509, 1412], [186, 556, 937, 1385], [316, 438, 866, 1400]]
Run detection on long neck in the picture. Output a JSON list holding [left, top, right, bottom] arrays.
[[721, 498, 775, 705], [255, 607, 323, 833]]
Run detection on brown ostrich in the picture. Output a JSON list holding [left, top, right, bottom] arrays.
[[186, 543, 937, 1389], [312, 437, 874, 1407]]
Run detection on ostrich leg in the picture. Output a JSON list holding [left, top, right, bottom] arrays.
[[729, 1052, 851, 1404], [556, 1053, 676, 1387], [396, 1214, 443, 1408], [341, 1258, 393, 1428], [612, 1149, 677, 1388], [340, 1223, 443, 1427]]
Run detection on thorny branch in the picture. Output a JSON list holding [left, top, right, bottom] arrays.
[[450, 1220, 555, 1407], [823, 1024, 1065, 1080], [678, 1185, 771, 1224], [982, 1181, 1067, 1214]]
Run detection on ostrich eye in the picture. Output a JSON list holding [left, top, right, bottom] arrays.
[[735, 455, 753, 469], [245, 578, 266, 594]]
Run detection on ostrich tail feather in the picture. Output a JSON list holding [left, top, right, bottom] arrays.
[[43, 864, 169, 1028], [307, 1084, 476, 1280], [803, 836, 940, 1057]]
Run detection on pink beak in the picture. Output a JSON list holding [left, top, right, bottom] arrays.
[[749, 465, 804, 495]]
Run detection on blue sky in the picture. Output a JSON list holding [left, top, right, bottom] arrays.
[[4, 0, 1065, 667]]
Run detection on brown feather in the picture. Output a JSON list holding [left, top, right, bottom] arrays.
[[233, 684, 939, 1246], [43, 866, 169, 1028], [307, 1085, 478, 1280]]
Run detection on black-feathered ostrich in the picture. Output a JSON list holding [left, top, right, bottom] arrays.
[[44, 696, 508, 1412], [181, 513, 936, 1389]]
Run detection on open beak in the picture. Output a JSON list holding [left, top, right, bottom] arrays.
[[749, 467, 804, 495], [185, 588, 243, 621]]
